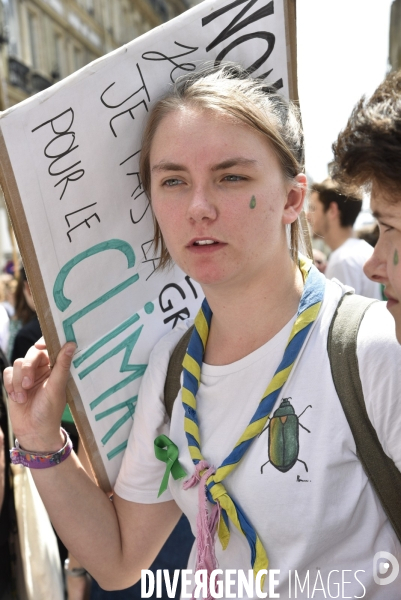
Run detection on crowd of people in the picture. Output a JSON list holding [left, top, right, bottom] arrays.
[[1, 63, 401, 600]]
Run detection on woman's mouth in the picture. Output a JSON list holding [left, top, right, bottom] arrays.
[[188, 238, 225, 252], [193, 239, 218, 246]]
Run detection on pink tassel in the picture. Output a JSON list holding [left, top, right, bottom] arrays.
[[184, 461, 220, 600]]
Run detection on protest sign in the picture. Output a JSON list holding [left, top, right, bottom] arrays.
[[0, 0, 297, 491]]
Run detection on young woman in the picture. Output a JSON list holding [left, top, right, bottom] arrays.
[[4, 65, 401, 599]]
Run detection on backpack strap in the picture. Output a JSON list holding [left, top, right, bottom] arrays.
[[328, 292, 401, 542], [164, 325, 194, 420]]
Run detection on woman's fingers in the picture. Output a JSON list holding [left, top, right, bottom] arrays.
[[8, 358, 25, 402], [34, 336, 46, 350], [20, 343, 51, 389], [4, 342, 76, 404], [3, 366, 15, 397], [9, 343, 50, 402]]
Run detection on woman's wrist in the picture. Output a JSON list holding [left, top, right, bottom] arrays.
[[10, 428, 73, 469], [15, 429, 65, 454]]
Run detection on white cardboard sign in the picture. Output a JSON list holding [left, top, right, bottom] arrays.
[[0, 0, 297, 490]]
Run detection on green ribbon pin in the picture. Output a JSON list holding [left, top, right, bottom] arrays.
[[154, 435, 187, 497]]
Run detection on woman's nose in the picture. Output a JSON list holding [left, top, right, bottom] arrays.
[[187, 185, 217, 222]]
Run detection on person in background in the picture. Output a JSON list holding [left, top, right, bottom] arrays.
[[0, 425, 4, 511], [312, 248, 327, 274], [8, 268, 37, 362], [332, 69, 401, 343], [0, 284, 9, 356], [0, 422, 9, 598], [0, 340, 12, 597], [0, 273, 16, 319], [307, 179, 382, 299]]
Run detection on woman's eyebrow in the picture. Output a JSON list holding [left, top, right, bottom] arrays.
[[211, 158, 258, 171], [151, 161, 186, 172], [151, 158, 258, 173]]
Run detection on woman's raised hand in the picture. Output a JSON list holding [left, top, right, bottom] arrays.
[[4, 339, 76, 452]]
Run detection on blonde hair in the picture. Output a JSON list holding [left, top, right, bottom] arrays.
[[140, 64, 307, 268]]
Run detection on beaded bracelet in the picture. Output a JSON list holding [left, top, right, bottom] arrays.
[[10, 427, 73, 469]]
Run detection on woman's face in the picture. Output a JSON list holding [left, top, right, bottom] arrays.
[[364, 189, 401, 343], [149, 107, 305, 291]]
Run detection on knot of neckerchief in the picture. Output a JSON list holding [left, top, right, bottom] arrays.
[[181, 257, 326, 592]]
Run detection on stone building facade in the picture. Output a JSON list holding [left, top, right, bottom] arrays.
[[390, 0, 401, 70], [0, 0, 187, 110]]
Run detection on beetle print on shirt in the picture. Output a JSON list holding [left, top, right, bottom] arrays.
[[259, 397, 312, 474]]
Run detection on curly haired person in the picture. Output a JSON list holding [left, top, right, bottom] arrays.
[[332, 69, 401, 343]]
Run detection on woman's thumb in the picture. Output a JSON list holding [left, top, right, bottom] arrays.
[[51, 343, 76, 389]]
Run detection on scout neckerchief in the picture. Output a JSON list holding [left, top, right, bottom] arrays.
[[181, 257, 326, 590]]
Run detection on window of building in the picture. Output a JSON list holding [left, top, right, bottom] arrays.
[[53, 33, 63, 78], [86, 0, 94, 15], [27, 11, 39, 69], [4, 0, 21, 58], [73, 46, 82, 71]]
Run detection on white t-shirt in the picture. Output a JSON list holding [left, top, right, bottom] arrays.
[[325, 238, 382, 299], [115, 279, 401, 599]]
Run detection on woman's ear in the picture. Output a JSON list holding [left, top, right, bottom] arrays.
[[282, 174, 307, 225]]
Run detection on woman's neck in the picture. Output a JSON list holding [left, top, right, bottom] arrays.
[[203, 259, 304, 366]]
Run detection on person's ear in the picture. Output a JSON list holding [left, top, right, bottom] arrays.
[[327, 201, 340, 220], [282, 174, 307, 225]]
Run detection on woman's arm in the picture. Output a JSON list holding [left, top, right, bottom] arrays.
[[33, 455, 180, 590], [4, 341, 181, 590]]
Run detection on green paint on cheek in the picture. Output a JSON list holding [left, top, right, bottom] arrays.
[[394, 249, 399, 266], [249, 195, 256, 209]]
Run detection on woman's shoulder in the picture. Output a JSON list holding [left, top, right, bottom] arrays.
[[146, 319, 194, 381]]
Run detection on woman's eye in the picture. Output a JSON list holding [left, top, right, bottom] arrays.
[[223, 175, 245, 182], [163, 178, 182, 187]]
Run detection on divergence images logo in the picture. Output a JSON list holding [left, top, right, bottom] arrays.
[[373, 552, 399, 586]]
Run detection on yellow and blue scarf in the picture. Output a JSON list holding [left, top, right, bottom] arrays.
[[181, 258, 326, 583]]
